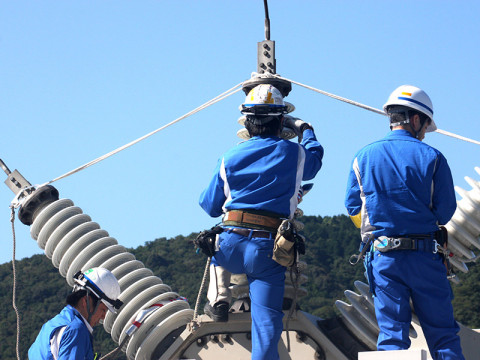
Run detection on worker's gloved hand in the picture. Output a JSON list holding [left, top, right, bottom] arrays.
[[283, 115, 313, 142]]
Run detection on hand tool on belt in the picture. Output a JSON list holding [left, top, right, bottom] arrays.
[[349, 236, 374, 265], [223, 210, 283, 232]]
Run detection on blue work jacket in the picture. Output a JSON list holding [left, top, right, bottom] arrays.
[[345, 129, 456, 241], [200, 129, 323, 219], [28, 305, 94, 360]]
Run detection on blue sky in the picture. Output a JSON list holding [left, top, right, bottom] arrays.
[[1, 1, 479, 265]]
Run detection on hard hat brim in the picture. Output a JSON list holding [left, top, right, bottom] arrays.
[[426, 119, 437, 133]]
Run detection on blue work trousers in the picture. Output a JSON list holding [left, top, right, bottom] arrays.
[[371, 250, 465, 360], [213, 229, 285, 360]]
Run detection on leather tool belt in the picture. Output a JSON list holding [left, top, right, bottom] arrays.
[[223, 210, 283, 232]]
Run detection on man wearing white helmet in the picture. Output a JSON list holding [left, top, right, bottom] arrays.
[[199, 84, 324, 360], [28, 267, 122, 360], [345, 85, 464, 359]]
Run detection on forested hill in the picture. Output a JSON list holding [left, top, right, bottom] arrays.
[[1, 215, 480, 359]]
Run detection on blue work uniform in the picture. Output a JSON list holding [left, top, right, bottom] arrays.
[[28, 305, 95, 360], [200, 129, 323, 360], [345, 129, 464, 360]]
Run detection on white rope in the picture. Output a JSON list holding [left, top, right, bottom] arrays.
[[194, 257, 211, 320], [272, 74, 480, 146], [31, 73, 480, 189], [38, 83, 244, 187], [10, 206, 22, 360], [434, 129, 480, 146], [272, 74, 386, 116], [188, 256, 211, 333]]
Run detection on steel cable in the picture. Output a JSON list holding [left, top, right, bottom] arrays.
[[271, 74, 480, 146], [38, 83, 243, 188]]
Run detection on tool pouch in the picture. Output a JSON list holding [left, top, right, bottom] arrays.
[[272, 219, 301, 267], [435, 225, 448, 247], [436, 225, 455, 278], [194, 226, 224, 257]]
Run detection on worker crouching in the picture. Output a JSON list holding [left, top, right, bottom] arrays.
[[28, 267, 122, 360]]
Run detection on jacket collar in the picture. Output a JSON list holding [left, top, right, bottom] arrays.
[[387, 129, 417, 140]]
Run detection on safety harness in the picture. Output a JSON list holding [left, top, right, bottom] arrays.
[[374, 235, 444, 253], [350, 226, 455, 295]]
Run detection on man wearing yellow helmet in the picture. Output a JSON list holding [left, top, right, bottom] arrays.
[[200, 84, 324, 360], [345, 85, 464, 359]]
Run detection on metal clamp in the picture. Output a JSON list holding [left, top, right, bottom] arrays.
[[433, 239, 440, 254], [349, 237, 373, 265], [391, 238, 402, 249]]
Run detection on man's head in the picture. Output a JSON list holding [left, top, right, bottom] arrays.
[[240, 84, 287, 137], [69, 267, 122, 326], [383, 85, 435, 140]]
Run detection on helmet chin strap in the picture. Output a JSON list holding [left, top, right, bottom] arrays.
[[389, 110, 424, 139], [279, 115, 285, 133], [85, 289, 101, 324], [411, 116, 427, 139], [408, 122, 419, 139]]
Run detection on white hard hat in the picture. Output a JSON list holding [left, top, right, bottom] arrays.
[[73, 267, 122, 313], [241, 84, 287, 116], [383, 85, 437, 132]]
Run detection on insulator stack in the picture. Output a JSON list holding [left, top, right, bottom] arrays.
[[444, 166, 480, 274], [335, 281, 420, 350], [29, 196, 193, 360]]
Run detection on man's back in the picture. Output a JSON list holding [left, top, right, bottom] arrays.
[[346, 129, 456, 237], [200, 131, 323, 219], [28, 305, 93, 360], [222, 135, 306, 216]]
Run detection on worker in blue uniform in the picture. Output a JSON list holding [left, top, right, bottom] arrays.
[[28, 267, 122, 360], [199, 83, 324, 360], [345, 85, 464, 360]]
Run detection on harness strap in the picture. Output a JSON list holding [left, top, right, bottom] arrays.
[[374, 236, 443, 253]]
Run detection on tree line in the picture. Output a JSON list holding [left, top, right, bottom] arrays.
[[1, 215, 479, 359]]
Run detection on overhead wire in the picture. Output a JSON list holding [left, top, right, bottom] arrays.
[[38, 83, 243, 188], [28, 73, 480, 190], [271, 74, 480, 146]]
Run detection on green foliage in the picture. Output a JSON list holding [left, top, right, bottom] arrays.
[[0, 215, 479, 360]]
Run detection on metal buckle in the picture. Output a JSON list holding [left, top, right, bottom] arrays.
[[391, 238, 402, 249], [433, 239, 440, 254]]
